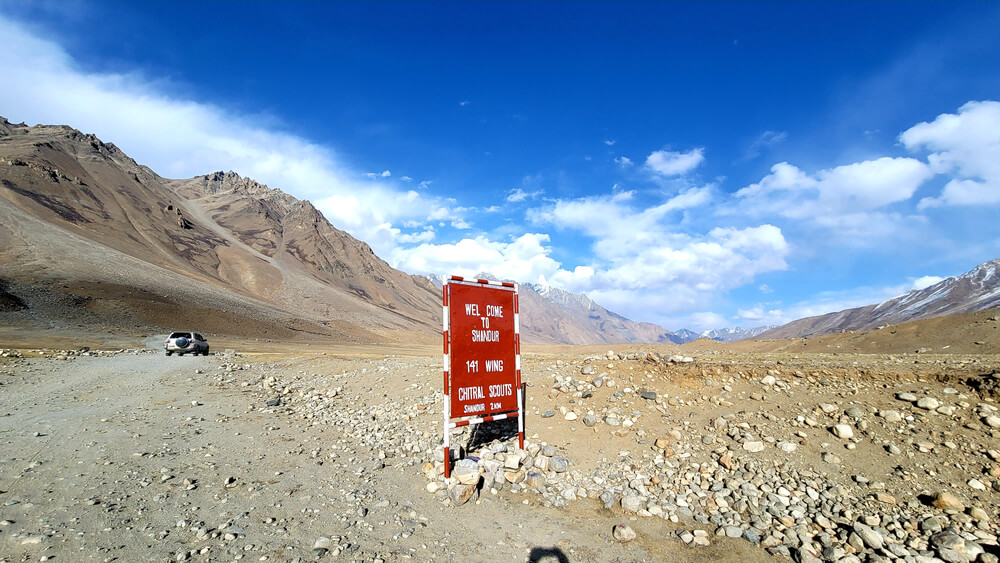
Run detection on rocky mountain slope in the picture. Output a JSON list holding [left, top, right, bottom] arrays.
[[0, 117, 440, 344], [761, 259, 1000, 339]]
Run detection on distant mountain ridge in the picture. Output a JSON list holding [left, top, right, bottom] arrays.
[[761, 259, 1000, 339], [428, 274, 772, 345], [427, 274, 684, 345], [700, 326, 776, 343]]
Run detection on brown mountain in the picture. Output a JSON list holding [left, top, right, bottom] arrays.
[[760, 259, 1000, 340], [0, 117, 440, 344], [0, 117, 681, 347]]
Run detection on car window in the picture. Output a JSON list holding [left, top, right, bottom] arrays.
[[169, 332, 189, 338], [195, 334, 204, 341]]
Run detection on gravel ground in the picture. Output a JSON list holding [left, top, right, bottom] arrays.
[[0, 347, 998, 563]]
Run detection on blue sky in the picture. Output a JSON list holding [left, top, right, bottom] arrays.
[[2, 1, 999, 331]]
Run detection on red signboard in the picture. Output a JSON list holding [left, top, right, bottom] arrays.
[[447, 281, 518, 417], [442, 277, 523, 478]]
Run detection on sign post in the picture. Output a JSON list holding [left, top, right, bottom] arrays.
[[442, 276, 523, 479]]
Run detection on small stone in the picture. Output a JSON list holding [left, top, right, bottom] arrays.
[[563, 411, 577, 421], [640, 390, 657, 401], [852, 522, 884, 549], [549, 456, 569, 473], [761, 375, 776, 386], [984, 415, 1000, 429], [525, 472, 545, 488], [929, 531, 965, 551], [582, 414, 597, 427], [621, 495, 644, 513], [777, 441, 797, 453], [540, 410, 555, 419], [881, 410, 903, 423], [452, 459, 480, 486], [897, 392, 918, 402], [265, 397, 281, 407], [743, 441, 765, 453], [968, 479, 987, 491], [613, 524, 636, 542], [916, 397, 940, 410], [719, 451, 733, 469], [832, 424, 854, 439], [931, 491, 965, 512], [448, 483, 477, 505]]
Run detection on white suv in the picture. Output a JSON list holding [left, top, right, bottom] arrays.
[[164, 331, 210, 356]]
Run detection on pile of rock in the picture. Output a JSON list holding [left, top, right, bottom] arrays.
[[423, 439, 575, 507]]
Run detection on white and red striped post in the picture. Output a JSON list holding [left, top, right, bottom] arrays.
[[442, 276, 523, 480]]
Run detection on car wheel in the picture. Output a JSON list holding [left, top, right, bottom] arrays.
[[165, 351, 172, 356], [204, 346, 210, 356]]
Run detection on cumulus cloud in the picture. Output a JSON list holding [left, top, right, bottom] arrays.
[[733, 157, 934, 244], [737, 157, 932, 217], [645, 147, 704, 176], [614, 156, 633, 167], [390, 233, 563, 282], [528, 189, 789, 322], [900, 100, 1000, 208]]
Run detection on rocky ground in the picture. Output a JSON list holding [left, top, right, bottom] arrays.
[[0, 345, 998, 563]]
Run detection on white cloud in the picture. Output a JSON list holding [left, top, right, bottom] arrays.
[[737, 157, 932, 218], [736, 305, 782, 322], [604, 139, 616, 146], [733, 158, 934, 244], [900, 100, 1000, 208], [400, 175, 413, 182], [911, 275, 943, 290], [397, 229, 436, 244], [0, 14, 465, 258], [459, 100, 470, 107], [506, 187, 542, 203], [614, 156, 633, 167], [645, 147, 704, 176], [741, 130, 788, 161], [391, 233, 563, 282], [528, 189, 789, 323]]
